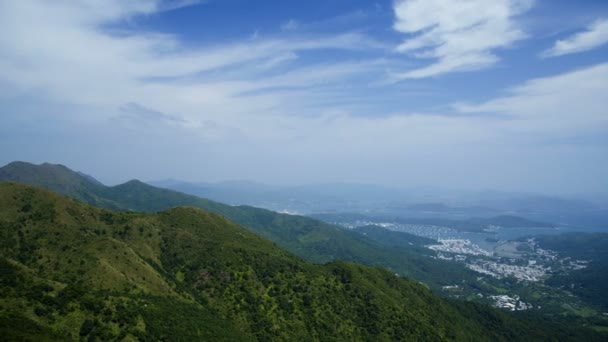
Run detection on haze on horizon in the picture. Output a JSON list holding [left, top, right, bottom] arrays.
[[1, 0, 607, 196]]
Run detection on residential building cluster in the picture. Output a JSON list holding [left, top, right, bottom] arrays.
[[466, 261, 548, 282], [427, 239, 493, 256], [490, 295, 533, 311]]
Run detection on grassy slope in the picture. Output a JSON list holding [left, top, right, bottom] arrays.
[[0, 162, 478, 290], [0, 183, 602, 341]]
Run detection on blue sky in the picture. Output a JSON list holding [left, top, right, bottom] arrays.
[[0, 0, 607, 195]]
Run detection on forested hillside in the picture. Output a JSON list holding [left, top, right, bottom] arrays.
[[0, 162, 479, 290], [0, 183, 602, 341]]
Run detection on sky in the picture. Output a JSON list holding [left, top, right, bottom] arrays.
[[0, 0, 607, 195]]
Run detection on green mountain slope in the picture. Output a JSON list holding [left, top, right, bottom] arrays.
[[354, 225, 436, 249], [0, 161, 118, 209], [537, 233, 608, 311], [0, 183, 602, 341], [0, 162, 478, 289]]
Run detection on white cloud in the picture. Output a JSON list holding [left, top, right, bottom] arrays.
[[455, 62, 608, 134], [542, 18, 608, 58], [1, 0, 607, 193], [392, 0, 533, 78], [281, 19, 300, 31], [0, 0, 384, 121]]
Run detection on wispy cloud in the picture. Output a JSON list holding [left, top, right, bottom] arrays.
[[118, 102, 187, 125], [1, 0, 607, 193], [279, 9, 371, 34], [541, 18, 608, 58], [392, 0, 533, 79], [455, 62, 608, 134], [281, 19, 300, 31], [0, 0, 386, 120], [157, 0, 204, 12]]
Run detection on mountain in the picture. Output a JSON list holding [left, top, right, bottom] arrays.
[[0, 162, 479, 289], [354, 225, 437, 249], [149, 178, 608, 229], [76, 171, 104, 186], [471, 192, 608, 229], [148, 179, 407, 214], [0, 182, 603, 341], [0, 161, 118, 209], [313, 213, 554, 233], [468, 215, 554, 229], [536, 233, 608, 310], [478, 193, 599, 213], [148, 179, 276, 207], [406, 203, 453, 212]]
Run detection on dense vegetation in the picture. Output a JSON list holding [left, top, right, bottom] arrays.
[[0, 183, 603, 341], [354, 225, 436, 248], [536, 233, 608, 311], [0, 162, 480, 290]]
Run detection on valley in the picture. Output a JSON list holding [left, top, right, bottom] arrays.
[[1, 161, 607, 340], [2, 1, 607, 340], [2, 182, 602, 340], [316, 213, 608, 327]]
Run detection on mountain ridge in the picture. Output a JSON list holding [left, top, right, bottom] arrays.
[[0, 161, 480, 289], [0, 182, 603, 341]]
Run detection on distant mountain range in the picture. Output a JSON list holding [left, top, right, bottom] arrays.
[[0, 181, 603, 340], [149, 178, 607, 229], [0, 161, 481, 290], [312, 213, 555, 232], [148, 178, 406, 214]]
